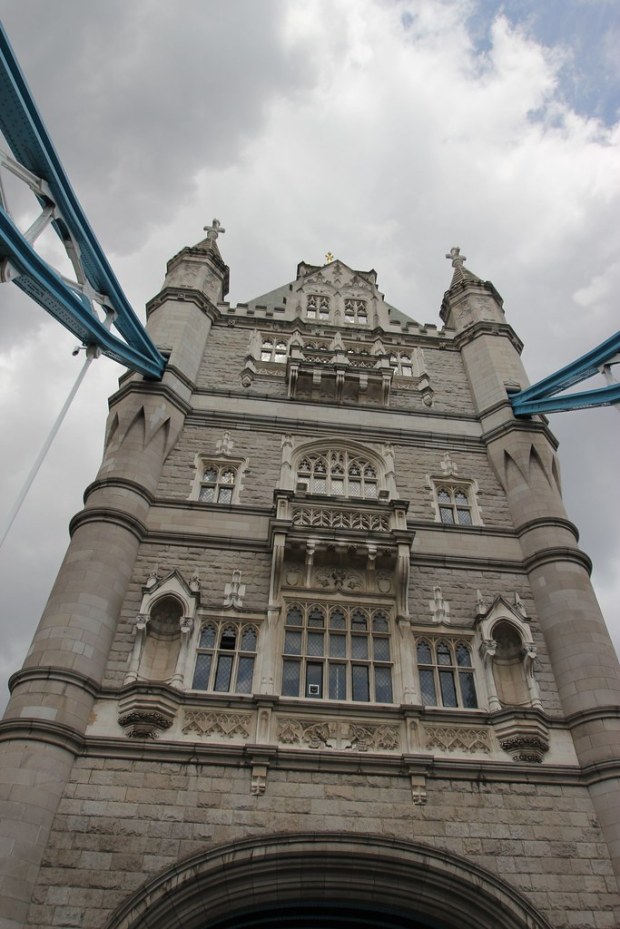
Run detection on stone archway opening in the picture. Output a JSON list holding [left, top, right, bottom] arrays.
[[106, 833, 553, 929]]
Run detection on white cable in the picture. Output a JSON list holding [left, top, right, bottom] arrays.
[[0, 348, 96, 551]]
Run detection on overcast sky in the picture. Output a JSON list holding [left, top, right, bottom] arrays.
[[0, 0, 619, 708]]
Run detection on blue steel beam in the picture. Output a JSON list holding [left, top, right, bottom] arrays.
[[0, 210, 165, 377], [0, 22, 165, 378], [510, 329, 620, 416]]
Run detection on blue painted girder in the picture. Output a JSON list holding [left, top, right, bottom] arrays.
[[0, 22, 165, 379], [510, 329, 620, 415]]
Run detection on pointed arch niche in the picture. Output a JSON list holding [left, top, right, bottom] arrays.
[[125, 571, 199, 688], [476, 598, 549, 763]]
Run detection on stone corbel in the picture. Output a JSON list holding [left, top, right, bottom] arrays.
[[118, 692, 177, 740], [403, 755, 430, 805], [246, 749, 275, 796], [495, 716, 550, 764]]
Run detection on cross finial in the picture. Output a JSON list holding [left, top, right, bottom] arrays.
[[446, 246, 466, 267], [325, 251, 335, 263], [204, 218, 226, 241]]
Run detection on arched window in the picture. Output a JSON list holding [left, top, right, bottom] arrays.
[[199, 464, 238, 503], [192, 622, 258, 694], [306, 294, 330, 320], [416, 638, 478, 708], [296, 450, 378, 498], [434, 484, 474, 525], [282, 603, 393, 703], [261, 339, 288, 363], [390, 353, 414, 377], [344, 298, 367, 324]]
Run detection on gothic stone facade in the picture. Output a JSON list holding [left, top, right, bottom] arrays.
[[1, 235, 620, 929]]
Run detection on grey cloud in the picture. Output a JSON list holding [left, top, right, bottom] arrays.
[[2, 1, 318, 250]]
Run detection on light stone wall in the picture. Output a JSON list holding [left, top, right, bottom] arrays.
[[25, 757, 619, 929]]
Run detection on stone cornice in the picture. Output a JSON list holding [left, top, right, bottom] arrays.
[[8, 665, 101, 698], [69, 507, 148, 542], [452, 320, 524, 355], [83, 477, 154, 508], [145, 286, 221, 322], [516, 516, 580, 543], [0, 716, 585, 786], [108, 377, 193, 415], [523, 545, 592, 575]]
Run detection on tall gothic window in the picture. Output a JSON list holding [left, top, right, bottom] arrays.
[[261, 339, 288, 363], [296, 450, 378, 498], [344, 298, 367, 324], [282, 603, 393, 703], [192, 622, 257, 693], [435, 485, 473, 526], [307, 294, 330, 320], [416, 638, 478, 708]]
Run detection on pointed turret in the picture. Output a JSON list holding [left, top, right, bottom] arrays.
[[440, 246, 506, 331], [146, 221, 228, 390], [161, 218, 230, 303]]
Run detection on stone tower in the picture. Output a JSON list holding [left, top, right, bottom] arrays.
[[1, 231, 619, 929]]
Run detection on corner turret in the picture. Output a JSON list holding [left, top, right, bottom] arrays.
[[162, 218, 230, 303]]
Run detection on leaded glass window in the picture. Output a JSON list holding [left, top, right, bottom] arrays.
[[390, 353, 414, 376], [282, 603, 393, 703], [261, 339, 288, 363], [198, 463, 238, 504], [307, 294, 330, 320], [435, 485, 474, 526], [192, 622, 258, 693], [344, 298, 367, 324], [296, 450, 378, 499], [416, 638, 478, 709]]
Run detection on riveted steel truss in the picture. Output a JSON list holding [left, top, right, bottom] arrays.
[[0, 23, 165, 379]]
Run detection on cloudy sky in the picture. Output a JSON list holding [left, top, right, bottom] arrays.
[[0, 0, 619, 707]]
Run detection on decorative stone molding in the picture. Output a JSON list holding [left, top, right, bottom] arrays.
[[429, 586, 450, 624], [117, 691, 177, 740], [495, 715, 550, 763], [476, 597, 542, 710], [182, 710, 252, 740], [345, 723, 400, 752], [499, 733, 549, 764], [223, 570, 246, 609], [118, 710, 173, 740], [424, 725, 490, 755], [410, 773, 427, 805], [277, 717, 400, 752], [278, 718, 334, 749], [292, 507, 390, 532]]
